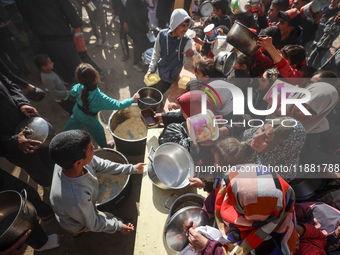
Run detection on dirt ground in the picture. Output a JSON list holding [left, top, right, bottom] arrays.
[[0, 11, 151, 255]]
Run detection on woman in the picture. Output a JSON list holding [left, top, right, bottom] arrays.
[[188, 165, 298, 255], [287, 82, 339, 165]]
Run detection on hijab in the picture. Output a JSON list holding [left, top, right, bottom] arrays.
[[177, 90, 217, 117], [215, 165, 297, 254], [290, 82, 338, 134]]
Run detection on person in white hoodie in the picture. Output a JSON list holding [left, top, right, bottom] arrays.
[[145, 8, 194, 94]]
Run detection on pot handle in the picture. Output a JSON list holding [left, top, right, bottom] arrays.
[[20, 189, 29, 214], [148, 146, 155, 163], [164, 193, 178, 210]]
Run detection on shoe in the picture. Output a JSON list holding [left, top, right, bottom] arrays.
[[133, 64, 143, 72], [121, 54, 130, 62], [96, 39, 103, 47], [102, 41, 113, 49]]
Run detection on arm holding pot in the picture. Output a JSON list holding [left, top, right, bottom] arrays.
[[0, 230, 31, 255]]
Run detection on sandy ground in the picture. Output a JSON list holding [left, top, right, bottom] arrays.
[[0, 11, 150, 255]]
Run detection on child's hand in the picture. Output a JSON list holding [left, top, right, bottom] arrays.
[[168, 102, 180, 111], [188, 177, 205, 188], [193, 36, 204, 46], [183, 49, 194, 58], [335, 220, 340, 238], [256, 36, 274, 50], [132, 93, 140, 102], [145, 71, 152, 78], [135, 163, 146, 174], [120, 223, 134, 235]]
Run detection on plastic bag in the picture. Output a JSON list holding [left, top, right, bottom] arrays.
[[158, 123, 192, 151]]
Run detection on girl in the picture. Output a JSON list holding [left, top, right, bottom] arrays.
[[63, 63, 140, 148]]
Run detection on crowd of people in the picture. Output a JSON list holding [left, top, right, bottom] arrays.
[[0, 0, 340, 254]]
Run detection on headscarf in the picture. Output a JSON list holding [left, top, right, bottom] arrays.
[[177, 90, 217, 117], [215, 164, 298, 255], [289, 82, 338, 134]]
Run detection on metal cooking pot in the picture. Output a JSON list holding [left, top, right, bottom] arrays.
[[147, 142, 194, 189], [215, 51, 237, 76], [226, 21, 260, 56], [290, 174, 327, 201], [14, 117, 55, 148], [0, 190, 37, 251], [165, 193, 205, 221], [137, 87, 163, 112], [94, 148, 132, 211], [200, 0, 213, 17], [108, 104, 147, 155], [164, 206, 209, 252]]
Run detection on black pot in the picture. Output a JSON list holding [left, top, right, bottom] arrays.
[[94, 148, 132, 210], [137, 87, 163, 112], [108, 104, 147, 156], [0, 190, 37, 251]]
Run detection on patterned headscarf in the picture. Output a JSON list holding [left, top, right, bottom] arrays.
[[215, 164, 298, 255]]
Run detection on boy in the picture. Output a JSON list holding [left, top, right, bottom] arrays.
[[34, 54, 74, 115], [49, 130, 145, 236], [211, 0, 232, 29], [145, 8, 194, 94]]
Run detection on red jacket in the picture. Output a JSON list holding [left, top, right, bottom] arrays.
[[296, 223, 327, 255]]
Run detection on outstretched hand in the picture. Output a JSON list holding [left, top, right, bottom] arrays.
[[183, 49, 194, 58], [135, 163, 146, 174], [132, 93, 140, 102], [188, 177, 205, 188], [120, 223, 134, 235]]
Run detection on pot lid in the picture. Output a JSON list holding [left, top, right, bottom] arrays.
[[14, 117, 51, 144], [200, 1, 213, 16], [164, 206, 209, 252]]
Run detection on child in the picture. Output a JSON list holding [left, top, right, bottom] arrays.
[[34, 54, 74, 115], [63, 63, 139, 148], [256, 37, 306, 79], [49, 130, 145, 236], [211, 0, 232, 29], [145, 8, 194, 94]]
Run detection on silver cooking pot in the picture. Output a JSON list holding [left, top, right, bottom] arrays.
[[215, 51, 237, 76], [200, 0, 213, 17], [0, 190, 37, 251], [226, 21, 260, 56], [147, 142, 194, 189], [164, 206, 209, 252], [94, 148, 131, 211], [165, 193, 205, 221], [14, 117, 55, 148], [137, 87, 163, 112]]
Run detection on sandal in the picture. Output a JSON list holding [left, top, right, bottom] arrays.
[[35, 234, 64, 252]]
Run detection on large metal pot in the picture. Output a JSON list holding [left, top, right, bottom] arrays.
[[215, 51, 237, 76], [226, 21, 260, 56], [0, 190, 37, 251], [108, 104, 147, 155], [94, 148, 132, 211], [147, 142, 194, 189], [14, 117, 55, 148], [164, 206, 209, 252], [165, 193, 205, 221], [137, 87, 163, 112]]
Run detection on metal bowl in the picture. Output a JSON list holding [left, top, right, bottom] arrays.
[[137, 87, 163, 112], [215, 51, 237, 76], [164, 206, 209, 252], [147, 143, 194, 189], [14, 117, 55, 148], [226, 21, 260, 56]]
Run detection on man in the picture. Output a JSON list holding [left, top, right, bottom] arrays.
[[277, 8, 303, 49], [0, 72, 54, 187], [16, 0, 82, 84]]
